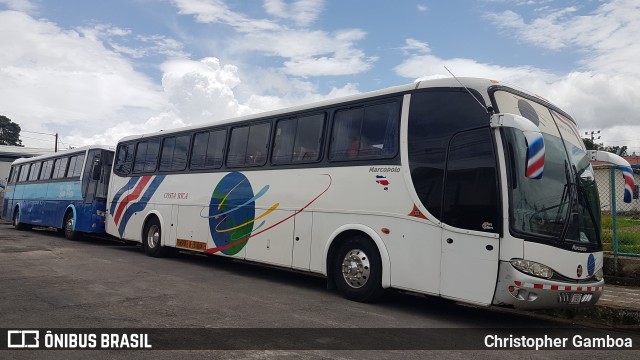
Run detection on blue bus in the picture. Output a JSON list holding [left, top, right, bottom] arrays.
[[2, 145, 115, 240]]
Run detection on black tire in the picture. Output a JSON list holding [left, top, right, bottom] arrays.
[[332, 235, 384, 302], [13, 209, 29, 231], [64, 211, 79, 240], [143, 217, 167, 257]]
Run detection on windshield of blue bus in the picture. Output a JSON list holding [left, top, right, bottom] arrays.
[[494, 90, 601, 249]]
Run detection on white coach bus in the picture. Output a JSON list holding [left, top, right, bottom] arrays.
[[106, 78, 634, 308]]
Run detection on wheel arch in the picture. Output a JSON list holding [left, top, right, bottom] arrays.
[[141, 210, 165, 246], [63, 205, 77, 230], [323, 224, 391, 289]]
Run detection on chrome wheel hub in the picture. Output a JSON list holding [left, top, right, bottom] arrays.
[[147, 225, 160, 248], [341, 249, 370, 289]]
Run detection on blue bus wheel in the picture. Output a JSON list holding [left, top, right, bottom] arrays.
[[64, 212, 79, 241], [13, 209, 29, 231]]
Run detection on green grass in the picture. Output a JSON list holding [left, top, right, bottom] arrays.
[[601, 213, 640, 254]]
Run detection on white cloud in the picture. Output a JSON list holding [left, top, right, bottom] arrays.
[[161, 57, 253, 123], [0, 11, 166, 148], [397, 0, 640, 151], [263, 0, 325, 27], [395, 36, 555, 86], [0, 0, 36, 13], [401, 38, 430, 54], [0, 9, 366, 150], [171, 0, 374, 77], [171, 0, 281, 33], [78, 24, 190, 59], [417, 4, 428, 12]]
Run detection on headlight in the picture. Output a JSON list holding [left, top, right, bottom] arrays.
[[594, 268, 603, 281], [510, 259, 554, 279]]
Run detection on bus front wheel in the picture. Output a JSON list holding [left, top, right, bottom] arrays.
[[332, 236, 384, 302], [143, 217, 167, 257], [64, 212, 79, 240]]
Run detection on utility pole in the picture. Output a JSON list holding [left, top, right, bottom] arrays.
[[21, 130, 59, 151], [585, 130, 601, 142], [584, 130, 602, 149]]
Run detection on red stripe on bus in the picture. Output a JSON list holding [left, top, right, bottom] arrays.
[[114, 176, 152, 225]]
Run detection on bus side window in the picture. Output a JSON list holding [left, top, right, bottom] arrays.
[[52, 157, 69, 179], [227, 123, 270, 167], [272, 118, 296, 164], [191, 129, 226, 170], [18, 164, 30, 182], [66, 154, 85, 178], [115, 143, 134, 175], [293, 113, 324, 162], [133, 140, 160, 174], [28, 162, 42, 182], [8, 166, 17, 184], [160, 134, 190, 172], [360, 103, 399, 157], [330, 107, 363, 160], [40, 160, 54, 181], [330, 102, 399, 161]]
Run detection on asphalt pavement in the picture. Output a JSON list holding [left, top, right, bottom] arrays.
[[0, 222, 638, 358]]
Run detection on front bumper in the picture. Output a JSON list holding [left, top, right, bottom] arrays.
[[493, 261, 604, 309]]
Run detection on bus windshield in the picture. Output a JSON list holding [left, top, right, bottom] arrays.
[[496, 91, 601, 249]]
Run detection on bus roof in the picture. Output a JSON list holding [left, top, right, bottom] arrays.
[[11, 144, 115, 166], [116, 77, 561, 143]]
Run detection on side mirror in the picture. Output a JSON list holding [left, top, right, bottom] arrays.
[[491, 113, 545, 179], [91, 160, 102, 181], [589, 150, 635, 203]]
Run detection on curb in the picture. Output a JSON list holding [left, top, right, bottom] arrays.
[[536, 305, 640, 328]]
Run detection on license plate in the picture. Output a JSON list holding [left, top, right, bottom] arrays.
[[570, 293, 582, 304]]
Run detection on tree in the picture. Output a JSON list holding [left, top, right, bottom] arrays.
[[603, 145, 628, 156], [0, 115, 23, 146], [582, 137, 601, 150]]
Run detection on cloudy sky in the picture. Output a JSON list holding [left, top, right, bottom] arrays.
[[1, 0, 639, 153]]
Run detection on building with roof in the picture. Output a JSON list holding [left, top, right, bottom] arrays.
[[0, 145, 54, 185]]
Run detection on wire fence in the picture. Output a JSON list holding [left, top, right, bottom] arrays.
[[593, 165, 640, 257]]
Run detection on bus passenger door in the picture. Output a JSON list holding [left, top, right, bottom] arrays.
[[439, 128, 500, 306]]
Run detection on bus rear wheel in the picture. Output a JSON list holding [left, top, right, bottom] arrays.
[[64, 212, 79, 240], [13, 209, 29, 231], [332, 236, 384, 302], [143, 217, 167, 257]]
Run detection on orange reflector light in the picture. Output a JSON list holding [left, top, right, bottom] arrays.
[[381, 228, 390, 234]]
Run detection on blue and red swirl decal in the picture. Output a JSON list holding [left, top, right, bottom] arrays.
[[110, 175, 165, 236], [622, 166, 634, 203]]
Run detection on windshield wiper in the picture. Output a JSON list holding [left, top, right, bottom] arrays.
[[559, 161, 578, 242], [573, 164, 601, 243]]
